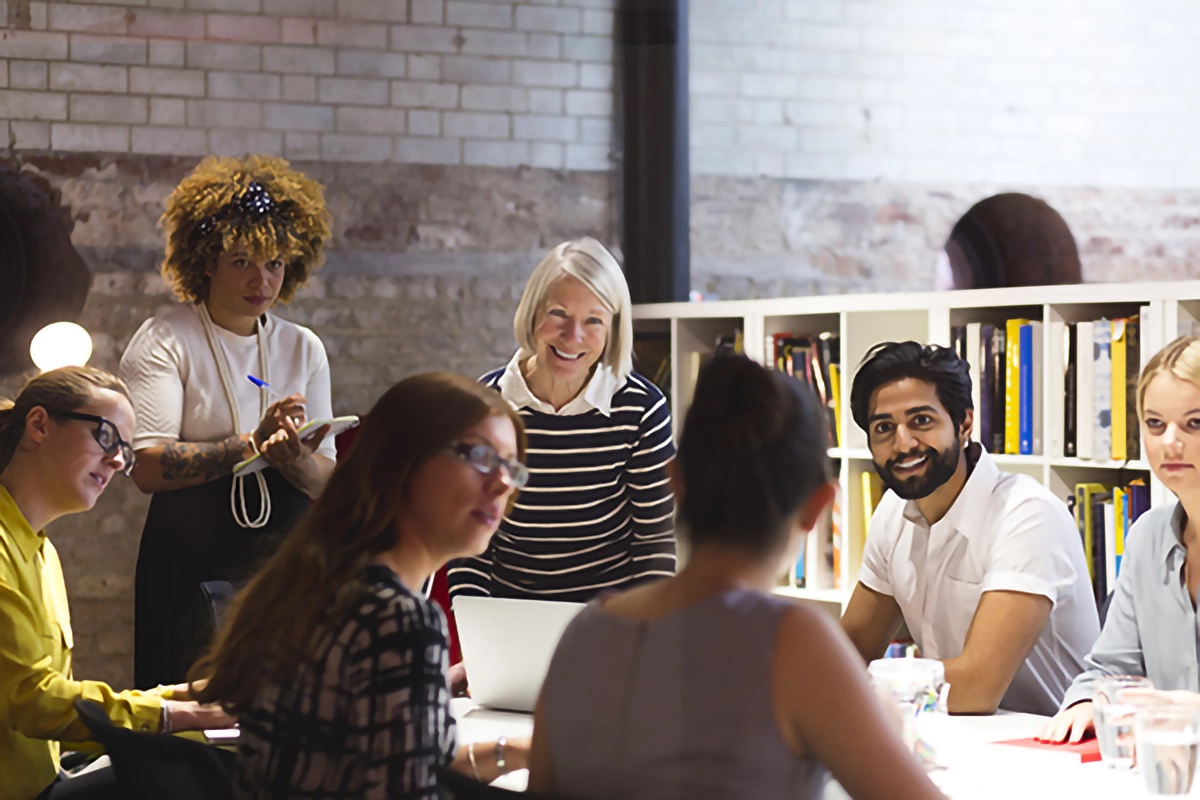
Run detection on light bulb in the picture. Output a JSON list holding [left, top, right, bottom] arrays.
[[30, 322, 93, 373]]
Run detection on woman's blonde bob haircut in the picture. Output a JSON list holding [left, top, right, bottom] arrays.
[[512, 237, 634, 382], [1138, 335, 1200, 418]]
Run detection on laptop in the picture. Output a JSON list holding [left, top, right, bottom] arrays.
[[452, 596, 584, 713]]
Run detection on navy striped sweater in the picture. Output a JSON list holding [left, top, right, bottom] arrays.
[[447, 370, 677, 602]]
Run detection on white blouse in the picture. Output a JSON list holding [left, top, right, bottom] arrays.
[[118, 303, 337, 462]]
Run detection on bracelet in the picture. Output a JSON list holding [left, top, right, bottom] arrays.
[[159, 703, 172, 735], [495, 736, 507, 773], [467, 741, 480, 780]]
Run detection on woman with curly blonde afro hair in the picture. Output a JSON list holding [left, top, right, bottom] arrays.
[[118, 155, 340, 689]]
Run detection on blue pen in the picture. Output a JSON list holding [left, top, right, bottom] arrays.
[[248, 376, 303, 427], [247, 375, 284, 406]]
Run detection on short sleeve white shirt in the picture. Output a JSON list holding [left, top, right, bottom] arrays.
[[117, 304, 337, 461], [857, 447, 1100, 715]]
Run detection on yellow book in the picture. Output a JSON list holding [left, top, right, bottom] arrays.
[[1111, 319, 1127, 461], [1112, 485, 1126, 563], [861, 471, 883, 536], [1075, 483, 1109, 582], [828, 363, 842, 446], [831, 488, 843, 590], [1004, 319, 1028, 454]]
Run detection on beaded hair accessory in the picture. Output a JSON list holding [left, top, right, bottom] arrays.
[[160, 155, 330, 304], [191, 181, 283, 243]]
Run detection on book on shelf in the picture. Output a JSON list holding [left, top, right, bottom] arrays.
[[960, 318, 1033, 456], [1054, 313, 1145, 461], [1111, 319, 1128, 462], [633, 332, 671, 401], [966, 324, 982, 443], [1018, 321, 1042, 455], [1070, 479, 1150, 606], [979, 324, 996, 450], [991, 325, 1007, 455], [1122, 316, 1140, 461], [950, 323, 984, 444], [794, 484, 841, 591], [1093, 320, 1112, 461], [1049, 320, 1068, 458], [861, 471, 883, 538], [828, 363, 842, 449], [766, 331, 841, 448], [831, 485, 843, 590], [1004, 319, 1026, 454], [1076, 321, 1095, 460]]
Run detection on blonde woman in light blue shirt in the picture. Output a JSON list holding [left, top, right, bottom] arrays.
[[1040, 336, 1200, 743]]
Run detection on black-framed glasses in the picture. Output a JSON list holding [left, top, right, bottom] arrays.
[[445, 441, 529, 489], [48, 410, 136, 477]]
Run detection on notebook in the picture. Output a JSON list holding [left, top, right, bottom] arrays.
[[233, 416, 360, 476], [995, 736, 1101, 763]]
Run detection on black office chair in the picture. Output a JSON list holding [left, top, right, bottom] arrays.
[[434, 765, 577, 800], [199, 580, 238, 632], [73, 699, 235, 800]]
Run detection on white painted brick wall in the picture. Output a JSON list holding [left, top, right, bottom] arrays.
[[691, 0, 1200, 188], [3, 0, 613, 171]]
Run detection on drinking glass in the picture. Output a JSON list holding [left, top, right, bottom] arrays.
[[1093, 675, 1154, 769], [1135, 706, 1200, 795], [868, 658, 945, 756]]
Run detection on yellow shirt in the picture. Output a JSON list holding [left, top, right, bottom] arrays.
[[0, 486, 162, 800]]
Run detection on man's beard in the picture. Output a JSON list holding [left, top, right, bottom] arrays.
[[874, 439, 962, 500]]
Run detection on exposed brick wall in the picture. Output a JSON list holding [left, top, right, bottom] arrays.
[[5, 0, 1200, 689], [0, 151, 616, 688], [690, 0, 1200, 188], [1, 0, 615, 170]]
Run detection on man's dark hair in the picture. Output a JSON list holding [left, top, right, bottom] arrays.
[[849, 342, 973, 433], [677, 355, 833, 557]]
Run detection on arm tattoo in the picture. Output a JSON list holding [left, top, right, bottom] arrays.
[[160, 434, 248, 482]]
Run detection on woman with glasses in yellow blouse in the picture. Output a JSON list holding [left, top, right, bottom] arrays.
[[0, 366, 234, 800]]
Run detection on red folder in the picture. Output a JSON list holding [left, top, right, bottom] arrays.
[[994, 737, 1101, 763]]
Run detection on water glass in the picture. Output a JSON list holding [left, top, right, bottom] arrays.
[[1093, 675, 1154, 769], [1135, 706, 1200, 795], [868, 658, 945, 754]]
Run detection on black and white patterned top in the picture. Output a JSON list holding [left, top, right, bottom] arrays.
[[235, 566, 456, 800], [448, 369, 676, 602]]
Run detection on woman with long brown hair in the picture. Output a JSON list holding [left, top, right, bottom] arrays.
[[195, 372, 532, 799]]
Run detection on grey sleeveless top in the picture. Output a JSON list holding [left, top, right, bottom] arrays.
[[540, 589, 827, 800]]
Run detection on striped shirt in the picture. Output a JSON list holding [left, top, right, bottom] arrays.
[[236, 566, 456, 800], [447, 369, 677, 602]]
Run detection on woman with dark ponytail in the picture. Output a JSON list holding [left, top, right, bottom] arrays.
[[0, 367, 233, 800], [528, 355, 945, 800]]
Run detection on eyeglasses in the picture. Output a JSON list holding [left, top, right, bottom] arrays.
[[47, 410, 136, 477], [445, 441, 529, 489]]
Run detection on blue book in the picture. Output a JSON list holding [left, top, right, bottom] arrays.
[[795, 546, 805, 587], [1116, 490, 1128, 577], [1019, 323, 1034, 455]]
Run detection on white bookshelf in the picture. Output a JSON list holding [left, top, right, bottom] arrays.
[[634, 281, 1200, 612]]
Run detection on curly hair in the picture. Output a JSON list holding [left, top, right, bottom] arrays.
[[160, 155, 331, 304]]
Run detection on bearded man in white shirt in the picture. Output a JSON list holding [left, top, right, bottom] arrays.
[[840, 341, 1100, 715]]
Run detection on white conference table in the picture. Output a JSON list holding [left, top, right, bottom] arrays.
[[451, 698, 1167, 797]]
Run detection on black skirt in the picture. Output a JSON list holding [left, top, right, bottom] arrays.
[[133, 469, 310, 689]]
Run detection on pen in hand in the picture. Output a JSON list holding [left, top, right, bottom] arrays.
[[247, 375, 305, 429], [246, 374, 276, 401]]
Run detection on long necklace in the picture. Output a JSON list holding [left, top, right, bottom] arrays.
[[197, 302, 271, 529]]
